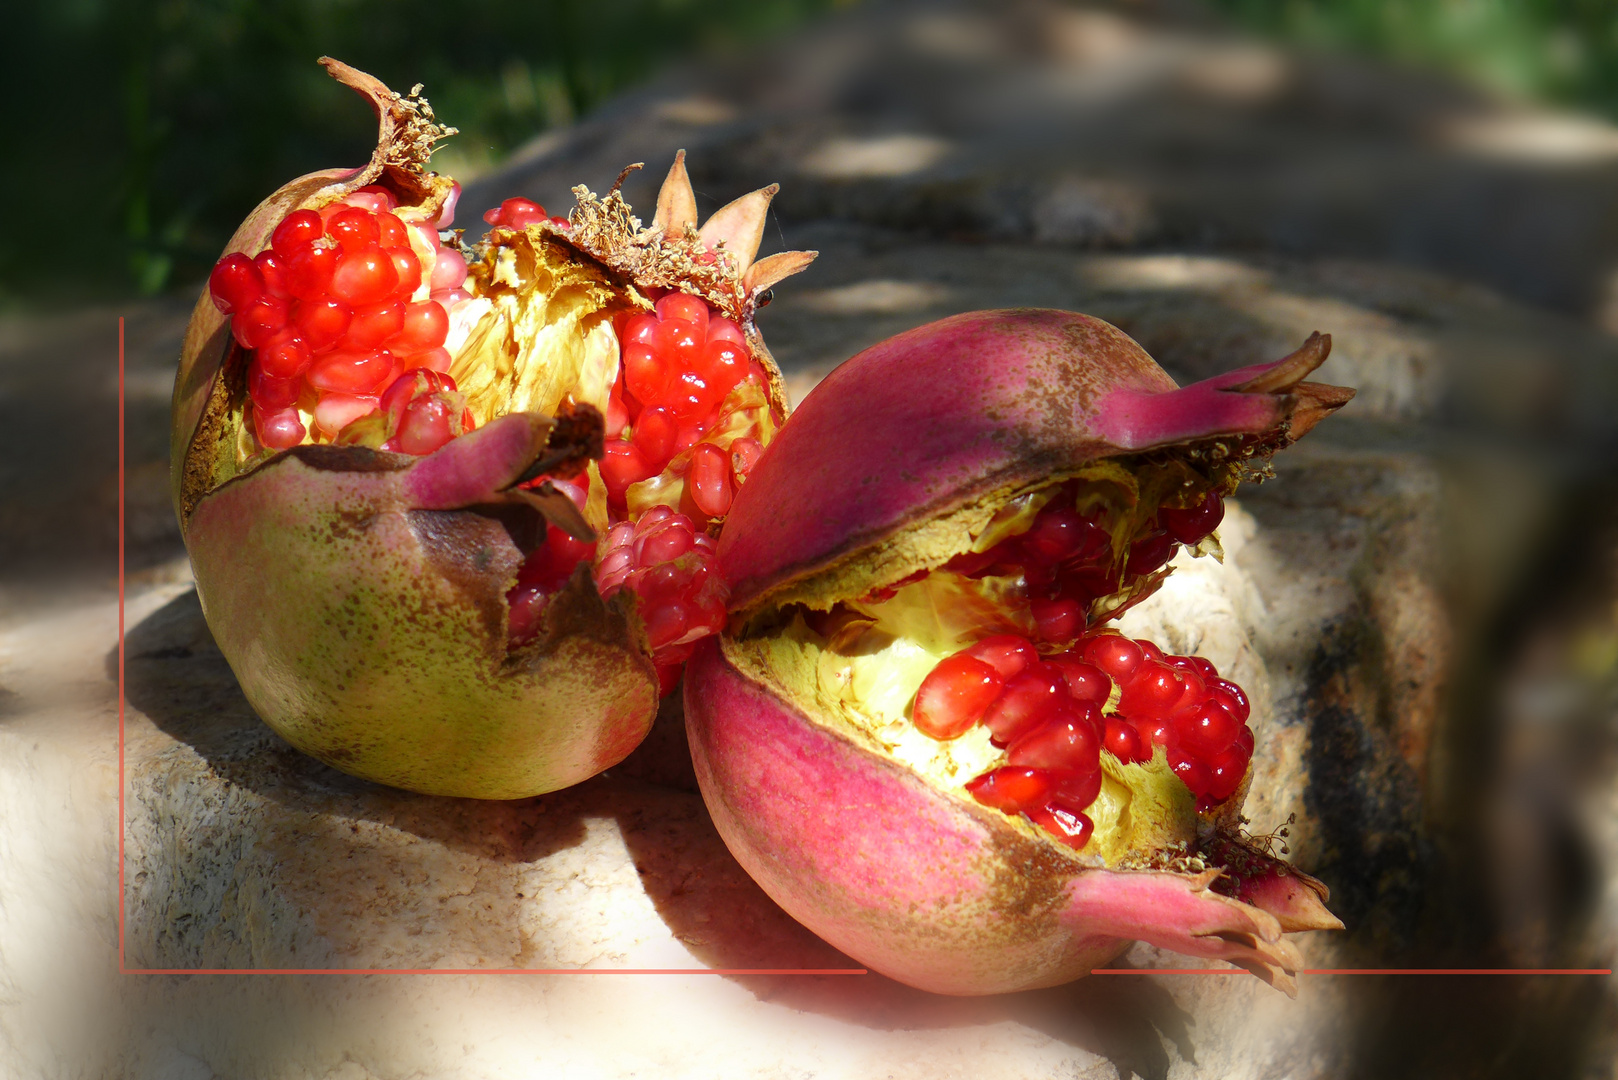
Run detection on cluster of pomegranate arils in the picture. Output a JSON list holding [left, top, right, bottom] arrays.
[[600, 293, 768, 519], [507, 290, 765, 677], [207, 185, 473, 453], [909, 485, 1246, 849]]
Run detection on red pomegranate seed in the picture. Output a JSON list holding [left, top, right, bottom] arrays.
[[381, 370, 426, 423], [330, 248, 399, 306], [1138, 640, 1166, 663], [307, 349, 393, 395], [405, 347, 453, 373], [688, 443, 734, 518], [1007, 705, 1102, 774], [623, 342, 672, 403], [232, 295, 290, 350], [1210, 677, 1251, 723], [1102, 716, 1148, 764], [623, 312, 661, 346], [707, 317, 746, 346], [375, 212, 409, 248], [291, 298, 350, 352], [1026, 804, 1093, 850], [965, 766, 1054, 814], [387, 247, 423, 298], [253, 406, 306, 450], [346, 186, 398, 212], [606, 380, 631, 438], [1031, 597, 1083, 643], [209, 253, 263, 314], [912, 655, 1003, 740], [429, 247, 468, 294], [1159, 491, 1225, 545], [963, 634, 1038, 680], [1019, 505, 1092, 566], [271, 209, 325, 258], [657, 318, 705, 371], [254, 251, 290, 297], [307, 393, 376, 439], [1138, 714, 1174, 747], [1120, 660, 1186, 717], [248, 359, 301, 411], [1044, 654, 1111, 705], [1235, 724, 1255, 755], [981, 663, 1067, 745], [1126, 529, 1175, 577], [1051, 766, 1104, 811], [699, 339, 748, 396], [1082, 634, 1143, 682], [600, 441, 655, 504], [632, 407, 677, 470], [485, 197, 547, 229], [656, 292, 709, 333], [326, 208, 380, 251], [666, 368, 721, 419], [286, 244, 339, 300], [637, 519, 695, 565], [730, 437, 764, 481], [389, 301, 449, 354], [1175, 701, 1240, 757], [1170, 654, 1219, 681], [343, 301, 406, 349], [395, 394, 459, 455], [1168, 750, 1212, 799], [253, 331, 307, 382], [1204, 745, 1248, 801]]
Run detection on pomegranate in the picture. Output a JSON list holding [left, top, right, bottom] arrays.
[[686, 310, 1354, 993], [173, 60, 813, 798]]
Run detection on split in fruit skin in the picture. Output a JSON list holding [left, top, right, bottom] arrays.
[[783, 469, 1250, 855], [210, 192, 779, 680]]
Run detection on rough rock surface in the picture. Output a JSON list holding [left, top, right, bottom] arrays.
[[4, 0, 1618, 1077]]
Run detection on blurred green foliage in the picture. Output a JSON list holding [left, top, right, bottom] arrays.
[[12, 0, 1618, 305], [5, 0, 838, 305], [1210, 0, 1618, 117]]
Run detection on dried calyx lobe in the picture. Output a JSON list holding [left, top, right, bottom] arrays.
[[692, 309, 1354, 992]]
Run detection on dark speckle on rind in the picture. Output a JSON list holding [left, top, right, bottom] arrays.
[[409, 509, 522, 645], [287, 444, 415, 474]]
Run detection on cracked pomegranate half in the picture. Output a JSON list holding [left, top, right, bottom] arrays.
[[172, 59, 813, 798], [685, 309, 1353, 993]]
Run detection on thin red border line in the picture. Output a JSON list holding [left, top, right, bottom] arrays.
[[114, 320, 863, 978], [118, 316, 126, 972], [1092, 969, 1613, 976]]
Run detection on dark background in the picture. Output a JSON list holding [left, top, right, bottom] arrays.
[[11, 0, 1618, 305]]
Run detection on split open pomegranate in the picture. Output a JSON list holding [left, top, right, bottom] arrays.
[[686, 309, 1355, 993], [173, 60, 812, 797]]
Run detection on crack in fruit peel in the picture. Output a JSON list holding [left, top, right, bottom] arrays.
[[172, 60, 814, 798], [687, 309, 1353, 993]]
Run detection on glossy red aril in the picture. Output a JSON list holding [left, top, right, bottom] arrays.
[[484, 197, 548, 230], [209, 254, 263, 313], [1159, 491, 1225, 545], [965, 635, 1039, 680], [980, 664, 1067, 745], [1006, 706, 1102, 773], [688, 443, 734, 518], [913, 655, 1003, 739], [271, 209, 325, 257], [964, 766, 1053, 814]]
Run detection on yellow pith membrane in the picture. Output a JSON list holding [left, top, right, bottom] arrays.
[[728, 453, 1252, 865]]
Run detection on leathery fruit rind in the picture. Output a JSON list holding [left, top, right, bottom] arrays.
[[173, 60, 810, 798], [687, 309, 1354, 993]]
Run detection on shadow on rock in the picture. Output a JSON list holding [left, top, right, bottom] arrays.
[[118, 588, 590, 867]]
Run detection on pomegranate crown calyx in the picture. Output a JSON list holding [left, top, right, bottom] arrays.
[[317, 57, 458, 176], [563, 150, 817, 323]]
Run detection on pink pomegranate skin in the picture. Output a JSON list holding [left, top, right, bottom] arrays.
[[686, 640, 1309, 993], [691, 309, 1350, 993], [721, 308, 1344, 611]]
